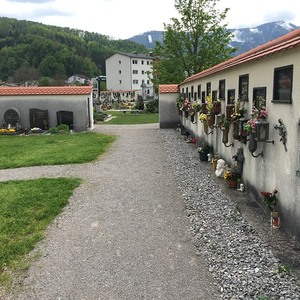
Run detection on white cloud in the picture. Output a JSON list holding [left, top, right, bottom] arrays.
[[0, 0, 299, 39]]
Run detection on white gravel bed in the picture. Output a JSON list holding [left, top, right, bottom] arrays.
[[159, 128, 300, 300]]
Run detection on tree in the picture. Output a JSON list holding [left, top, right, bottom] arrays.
[[153, 0, 236, 84]]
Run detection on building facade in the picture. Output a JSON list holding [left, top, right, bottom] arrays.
[[105, 52, 154, 100], [0, 86, 94, 132], [159, 28, 300, 241]]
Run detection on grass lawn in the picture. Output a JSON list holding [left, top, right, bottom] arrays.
[[104, 110, 159, 125], [0, 132, 116, 169], [0, 177, 81, 287], [0, 131, 116, 290]]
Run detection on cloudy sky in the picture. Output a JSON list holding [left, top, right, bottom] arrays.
[[0, 0, 299, 39]]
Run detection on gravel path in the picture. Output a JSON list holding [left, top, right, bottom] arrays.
[[2, 124, 219, 300]]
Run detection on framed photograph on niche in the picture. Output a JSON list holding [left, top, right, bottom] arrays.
[[227, 89, 235, 104], [239, 74, 249, 101], [212, 90, 218, 101], [206, 82, 211, 96], [218, 79, 225, 100], [253, 87, 267, 108], [273, 65, 293, 103], [201, 91, 206, 103]]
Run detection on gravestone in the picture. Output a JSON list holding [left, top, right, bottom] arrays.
[[4, 108, 20, 126], [29, 108, 49, 130], [56, 110, 73, 129]]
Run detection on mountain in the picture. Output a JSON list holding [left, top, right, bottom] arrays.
[[127, 21, 299, 56], [0, 17, 148, 83]]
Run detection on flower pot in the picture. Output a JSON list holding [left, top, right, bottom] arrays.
[[227, 180, 238, 188], [199, 151, 209, 161], [271, 211, 281, 229]]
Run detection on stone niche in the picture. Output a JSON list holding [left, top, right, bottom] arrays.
[[4, 108, 20, 127], [29, 108, 49, 130], [56, 110, 74, 129]]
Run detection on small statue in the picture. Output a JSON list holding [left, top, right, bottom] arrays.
[[215, 159, 227, 177], [207, 153, 213, 162]]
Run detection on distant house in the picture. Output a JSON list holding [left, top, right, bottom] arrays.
[[105, 52, 154, 100], [0, 86, 94, 131], [68, 74, 90, 85]]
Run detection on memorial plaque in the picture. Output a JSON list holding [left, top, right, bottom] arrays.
[[29, 108, 49, 130], [56, 111, 73, 129]]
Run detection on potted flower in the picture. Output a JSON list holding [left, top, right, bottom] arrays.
[[261, 189, 280, 228], [223, 166, 240, 188], [197, 144, 210, 161]]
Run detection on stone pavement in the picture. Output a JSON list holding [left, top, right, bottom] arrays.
[[2, 124, 220, 300]]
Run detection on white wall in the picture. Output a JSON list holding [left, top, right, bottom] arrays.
[[177, 46, 300, 239]]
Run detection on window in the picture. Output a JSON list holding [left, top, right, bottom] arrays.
[[132, 60, 138, 64], [273, 65, 293, 103], [219, 79, 225, 100], [141, 60, 144, 65], [227, 89, 235, 104], [119, 70, 121, 74], [133, 79, 138, 84], [119, 80, 122, 84], [133, 70, 138, 74], [239, 74, 249, 101], [118, 60, 121, 64], [253, 87, 267, 108]]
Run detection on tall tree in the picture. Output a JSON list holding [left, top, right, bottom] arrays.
[[153, 0, 235, 84]]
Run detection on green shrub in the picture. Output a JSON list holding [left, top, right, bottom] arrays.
[[49, 127, 59, 133], [56, 124, 70, 133], [94, 111, 108, 122], [145, 99, 159, 113]]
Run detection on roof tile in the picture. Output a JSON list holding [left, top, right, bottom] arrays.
[[0, 86, 93, 96], [182, 28, 300, 84], [158, 84, 179, 94]]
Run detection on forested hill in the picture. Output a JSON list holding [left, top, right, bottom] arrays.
[[0, 17, 148, 84]]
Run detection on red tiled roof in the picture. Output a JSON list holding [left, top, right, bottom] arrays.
[[0, 86, 93, 96], [158, 84, 179, 93], [182, 28, 300, 84]]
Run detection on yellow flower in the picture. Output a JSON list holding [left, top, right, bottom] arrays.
[[199, 113, 208, 122]]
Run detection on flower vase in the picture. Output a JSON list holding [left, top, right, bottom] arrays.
[[191, 114, 195, 123], [208, 113, 215, 127], [232, 121, 239, 140], [227, 180, 238, 188], [203, 122, 208, 134], [199, 152, 209, 161], [248, 131, 257, 153], [222, 128, 229, 144], [271, 211, 280, 229]]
